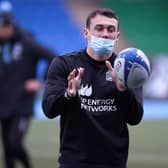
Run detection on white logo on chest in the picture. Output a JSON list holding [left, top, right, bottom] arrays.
[[78, 84, 92, 97]]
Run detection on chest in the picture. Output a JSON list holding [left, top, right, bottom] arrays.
[[0, 42, 24, 62], [74, 61, 116, 99]]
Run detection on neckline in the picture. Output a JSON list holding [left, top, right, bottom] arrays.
[[82, 49, 116, 66]]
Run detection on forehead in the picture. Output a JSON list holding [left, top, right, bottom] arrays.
[[90, 14, 118, 28]]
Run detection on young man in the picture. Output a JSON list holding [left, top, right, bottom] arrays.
[[0, 1, 57, 168], [42, 8, 143, 168]]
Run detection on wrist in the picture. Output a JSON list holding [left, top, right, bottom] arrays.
[[116, 80, 127, 92], [64, 89, 74, 100]]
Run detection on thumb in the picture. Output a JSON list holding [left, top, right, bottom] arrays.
[[105, 60, 113, 72]]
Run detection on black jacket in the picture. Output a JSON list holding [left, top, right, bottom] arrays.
[[0, 26, 56, 119], [42, 50, 144, 168]]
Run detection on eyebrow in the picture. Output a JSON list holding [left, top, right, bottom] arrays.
[[95, 24, 116, 28], [95, 24, 116, 30]]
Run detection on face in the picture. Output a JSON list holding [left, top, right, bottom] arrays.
[[0, 24, 14, 40], [84, 14, 120, 42]]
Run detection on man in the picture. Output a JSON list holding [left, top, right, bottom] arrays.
[[42, 8, 143, 168], [0, 1, 57, 168]]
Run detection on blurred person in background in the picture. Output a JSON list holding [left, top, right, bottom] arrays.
[[0, 1, 57, 168], [42, 8, 143, 168]]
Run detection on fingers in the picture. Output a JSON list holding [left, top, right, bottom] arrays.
[[24, 79, 41, 92], [105, 60, 113, 72], [74, 68, 84, 90], [68, 68, 84, 81], [76, 68, 84, 80], [106, 61, 127, 91], [116, 80, 127, 92], [68, 69, 76, 81], [67, 68, 84, 97], [105, 60, 117, 82]]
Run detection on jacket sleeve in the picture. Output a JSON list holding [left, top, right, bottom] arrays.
[[31, 41, 57, 62], [22, 31, 57, 62], [42, 56, 71, 119], [122, 87, 144, 125], [24, 34, 58, 79], [16, 26, 57, 62]]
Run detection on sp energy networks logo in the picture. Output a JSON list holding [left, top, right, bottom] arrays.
[[78, 84, 117, 113], [78, 84, 92, 97]]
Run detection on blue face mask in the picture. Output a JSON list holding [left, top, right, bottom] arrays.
[[90, 36, 115, 56]]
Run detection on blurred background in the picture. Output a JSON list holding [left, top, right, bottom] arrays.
[[0, 0, 168, 167]]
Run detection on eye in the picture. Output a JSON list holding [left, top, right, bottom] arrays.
[[107, 26, 116, 33], [95, 25, 104, 32]]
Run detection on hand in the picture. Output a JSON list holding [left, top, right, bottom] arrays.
[[24, 79, 41, 92], [105, 60, 127, 92], [67, 67, 84, 97]]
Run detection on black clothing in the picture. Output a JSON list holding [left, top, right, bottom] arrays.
[[0, 26, 56, 119], [0, 25, 56, 168], [1, 116, 31, 168], [42, 49, 143, 168]]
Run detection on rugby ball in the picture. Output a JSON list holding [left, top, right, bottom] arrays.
[[114, 48, 151, 88]]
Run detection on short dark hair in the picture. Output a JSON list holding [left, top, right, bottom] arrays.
[[86, 8, 119, 30]]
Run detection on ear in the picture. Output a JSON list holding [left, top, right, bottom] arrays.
[[115, 31, 120, 42], [83, 28, 89, 39]]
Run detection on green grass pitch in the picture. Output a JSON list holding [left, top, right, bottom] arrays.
[[0, 120, 168, 168]]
